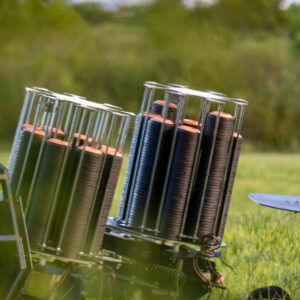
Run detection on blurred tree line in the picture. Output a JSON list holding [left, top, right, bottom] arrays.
[[1, 0, 300, 151]]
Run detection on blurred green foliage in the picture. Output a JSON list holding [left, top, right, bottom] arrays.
[[1, 0, 300, 150]]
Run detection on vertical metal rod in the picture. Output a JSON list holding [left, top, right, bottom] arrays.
[[75, 107, 88, 148], [57, 109, 94, 251], [42, 105, 81, 247], [193, 102, 224, 239], [119, 115, 132, 154], [98, 112, 110, 147], [95, 111, 105, 145], [103, 114, 116, 154], [114, 116, 125, 155], [179, 99, 210, 237], [92, 111, 102, 145], [24, 91, 37, 125], [64, 103, 74, 133], [235, 105, 245, 135], [52, 101, 62, 138], [2, 172, 27, 269], [53, 101, 66, 138], [25, 99, 59, 217], [42, 107, 51, 132], [40, 110, 47, 128], [40, 97, 54, 129], [58, 101, 67, 131], [116, 114, 134, 220], [66, 106, 82, 144], [8, 89, 32, 171], [15, 95, 46, 199], [124, 87, 154, 223], [153, 93, 185, 232]]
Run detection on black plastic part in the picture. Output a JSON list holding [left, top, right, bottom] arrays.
[[0, 164, 32, 300], [103, 222, 213, 299], [247, 286, 291, 300]]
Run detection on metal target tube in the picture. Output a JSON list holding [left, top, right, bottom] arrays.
[[89, 112, 128, 253], [193, 102, 225, 239], [57, 108, 95, 251], [15, 94, 47, 199], [216, 103, 246, 237], [42, 104, 81, 248], [25, 98, 59, 217], [88, 113, 117, 253], [152, 92, 185, 232], [213, 101, 240, 234], [139, 91, 173, 232], [95, 111, 106, 145], [178, 98, 210, 238], [79, 108, 113, 251], [122, 85, 153, 222], [124, 86, 155, 223]]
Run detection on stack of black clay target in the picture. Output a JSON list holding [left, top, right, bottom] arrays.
[[127, 116, 174, 228], [119, 100, 176, 222], [184, 112, 236, 238], [151, 100, 177, 122], [9, 124, 67, 211], [27, 138, 68, 250], [120, 104, 242, 242], [84, 145, 123, 253], [9, 124, 45, 208], [159, 124, 200, 240], [119, 112, 157, 220]]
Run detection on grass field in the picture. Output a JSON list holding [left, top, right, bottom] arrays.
[[1, 152, 299, 299]]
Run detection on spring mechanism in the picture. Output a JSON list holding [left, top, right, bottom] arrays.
[[121, 257, 187, 282]]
